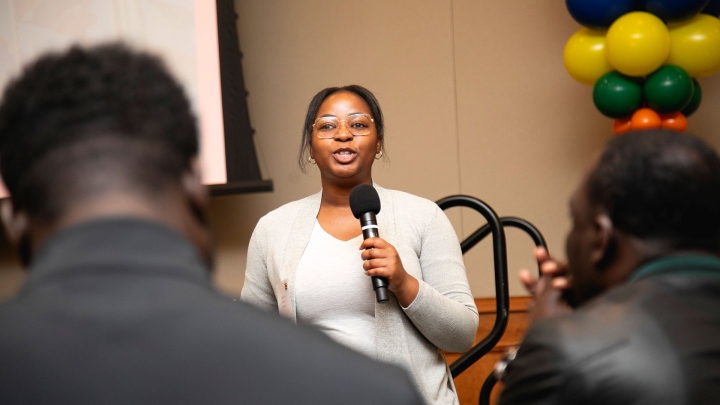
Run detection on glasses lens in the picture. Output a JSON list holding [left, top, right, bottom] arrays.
[[313, 114, 373, 138], [347, 114, 373, 136], [314, 117, 338, 138]]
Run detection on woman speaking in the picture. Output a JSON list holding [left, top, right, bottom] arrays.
[[242, 85, 478, 404]]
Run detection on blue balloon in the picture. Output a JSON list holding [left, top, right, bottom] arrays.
[[641, 0, 710, 22], [566, 0, 637, 29], [704, 0, 720, 16]]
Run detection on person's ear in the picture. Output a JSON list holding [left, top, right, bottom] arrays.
[[1, 199, 27, 248], [375, 138, 382, 154], [1, 199, 31, 267], [181, 158, 209, 217], [590, 213, 614, 268], [181, 158, 214, 268]]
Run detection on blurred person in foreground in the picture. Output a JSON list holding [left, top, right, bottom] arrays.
[[499, 130, 720, 405], [0, 43, 424, 405]]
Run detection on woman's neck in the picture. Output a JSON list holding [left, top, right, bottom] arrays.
[[319, 177, 373, 208], [316, 178, 372, 240]]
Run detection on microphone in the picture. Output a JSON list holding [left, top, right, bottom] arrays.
[[349, 184, 389, 303]]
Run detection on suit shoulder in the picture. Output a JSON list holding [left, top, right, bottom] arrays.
[[197, 297, 423, 403], [524, 284, 657, 364], [0, 299, 24, 329]]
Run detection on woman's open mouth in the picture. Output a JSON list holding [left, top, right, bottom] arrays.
[[333, 149, 357, 164]]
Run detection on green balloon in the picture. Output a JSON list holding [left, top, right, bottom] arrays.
[[681, 79, 702, 117], [593, 71, 643, 118], [644, 65, 694, 113]]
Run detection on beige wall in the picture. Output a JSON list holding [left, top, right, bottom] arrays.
[[1, 0, 720, 300], [209, 0, 720, 299]]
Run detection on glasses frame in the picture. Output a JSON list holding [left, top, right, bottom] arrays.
[[312, 113, 375, 139]]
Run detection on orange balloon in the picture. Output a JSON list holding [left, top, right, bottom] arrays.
[[660, 112, 688, 132], [630, 108, 662, 130], [613, 117, 633, 135]]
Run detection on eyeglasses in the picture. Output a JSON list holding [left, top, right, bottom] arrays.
[[312, 113, 375, 139]]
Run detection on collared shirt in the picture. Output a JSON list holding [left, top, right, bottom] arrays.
[[629, 254, 720, 282]]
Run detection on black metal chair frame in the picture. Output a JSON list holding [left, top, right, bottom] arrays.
[[436, 195, 546, 404]]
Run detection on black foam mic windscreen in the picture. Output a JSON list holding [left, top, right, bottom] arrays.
[[349, 184, 381, 219], [349, 184, 388, 303]]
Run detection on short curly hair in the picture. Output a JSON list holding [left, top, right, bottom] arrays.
[[588, 130, 720, 250], [0, 43, 198, 222]]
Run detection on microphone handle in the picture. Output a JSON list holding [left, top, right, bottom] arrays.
[[360, 213, 389, 303]]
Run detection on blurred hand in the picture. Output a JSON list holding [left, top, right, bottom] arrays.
[[519, 247, 573, 324], [360, 237, 418, 307]]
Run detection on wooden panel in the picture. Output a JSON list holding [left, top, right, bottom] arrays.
[[445, 297, 530, 405]]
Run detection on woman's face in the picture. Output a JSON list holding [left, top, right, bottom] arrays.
[[310, 91, 381, 187]]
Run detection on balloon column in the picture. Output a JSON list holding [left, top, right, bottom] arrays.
[[564, 0, 720, 134]]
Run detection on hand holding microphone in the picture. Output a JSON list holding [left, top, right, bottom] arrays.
[[350, 184, 419, 306]]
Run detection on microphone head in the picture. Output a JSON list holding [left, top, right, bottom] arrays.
[[349, 184, 381, 218]]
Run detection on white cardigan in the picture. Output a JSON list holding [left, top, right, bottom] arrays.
[[242, 185, 479, 405]]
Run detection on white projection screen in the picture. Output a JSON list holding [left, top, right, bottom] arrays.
[[0, 0, 268, 198]]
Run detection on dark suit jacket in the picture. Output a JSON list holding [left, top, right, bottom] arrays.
[[500, 255, 720, 405], [0, 218, 424, 405]]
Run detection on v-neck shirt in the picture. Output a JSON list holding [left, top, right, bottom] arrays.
[[295, 220, 376, 358]]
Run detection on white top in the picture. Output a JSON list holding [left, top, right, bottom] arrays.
[[295, 221, 376, 358]]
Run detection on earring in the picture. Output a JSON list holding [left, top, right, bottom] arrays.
[[375, 150, 383, 160], [308, 156, 316, 165]]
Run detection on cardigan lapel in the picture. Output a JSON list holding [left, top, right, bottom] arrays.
[[283, 190, 322, 322], [373, 184, 412, 365]]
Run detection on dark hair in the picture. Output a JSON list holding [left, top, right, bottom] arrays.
[[298, 85, 385, 172], [588, 130, 720, 250], [0, 43, 198, 222]]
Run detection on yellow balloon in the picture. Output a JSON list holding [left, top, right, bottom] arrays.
[[668, 15, 720, 78], [564, 28, 613, 85], [606, 12, 670, 77]]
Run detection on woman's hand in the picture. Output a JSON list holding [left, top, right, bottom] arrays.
[[360, 237, 419, 307], [519, 247, 573, 325]]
